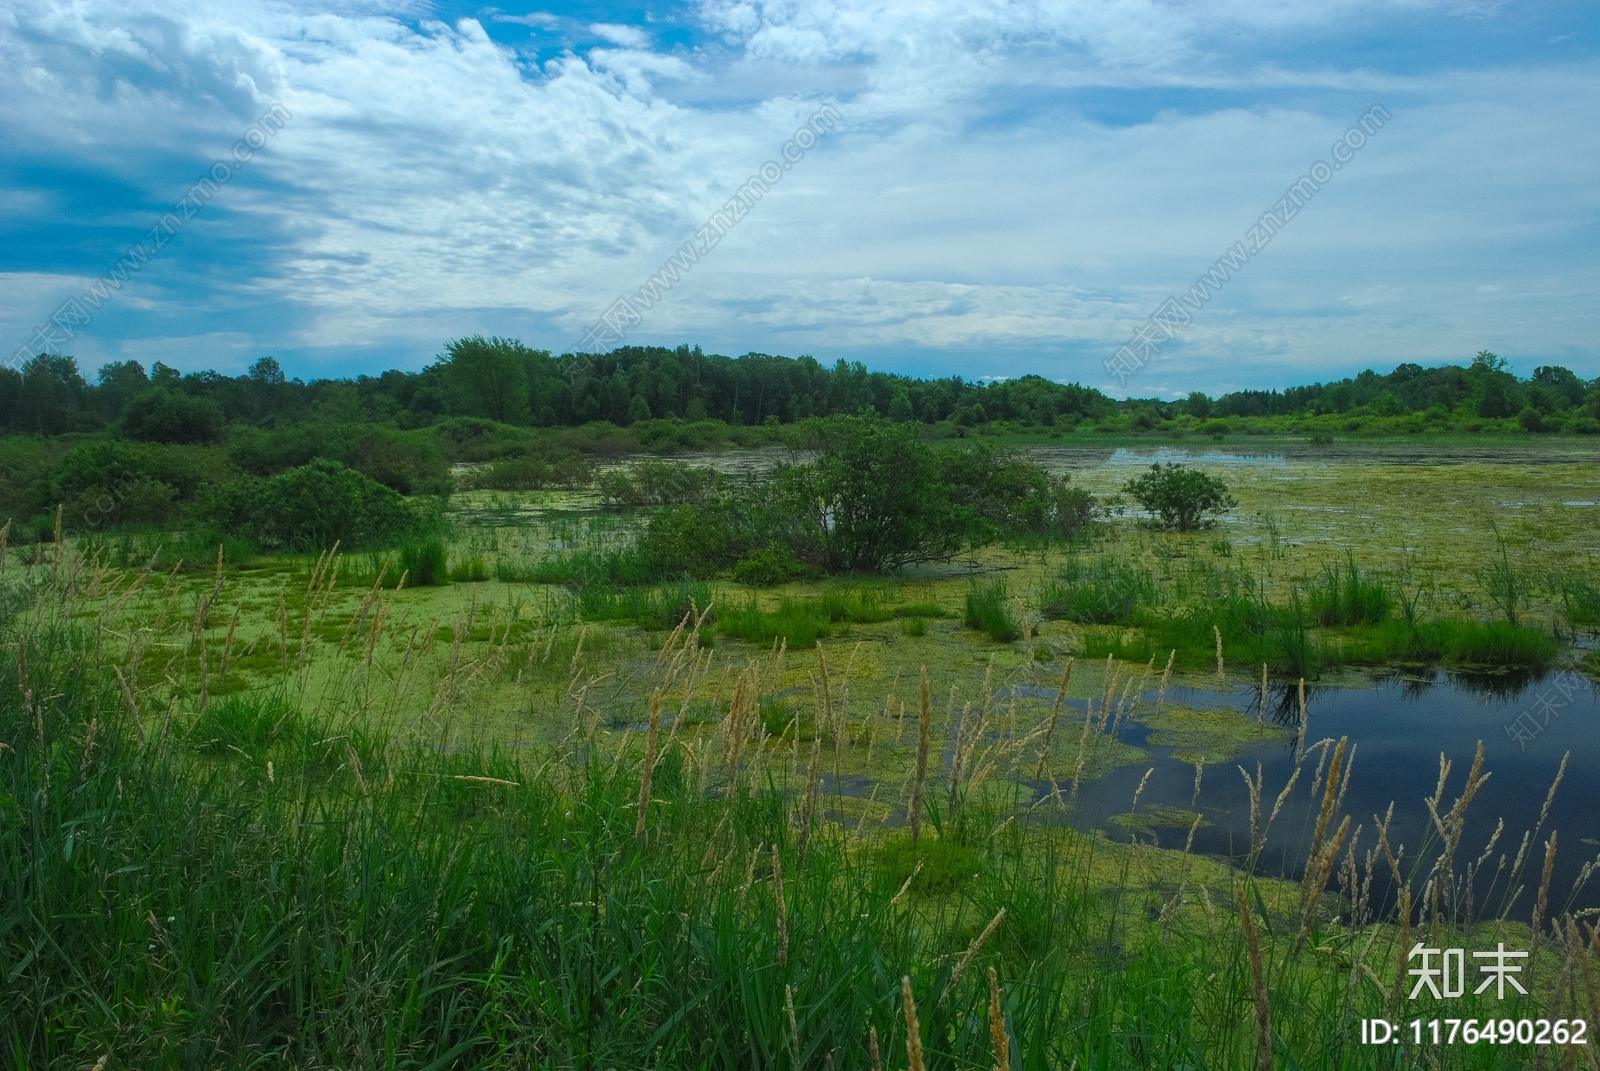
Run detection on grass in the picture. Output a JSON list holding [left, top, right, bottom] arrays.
[[1037, 555, 1158, 624], [2, 555, 1585, 1069], [719, 586, 946, 647], [964, 579, 1023, 642], [1556, 570, 1600, 629], [578, 580, 715, 631], [448, 554, 490, 583], [1307, 552, 1392, 626], [399, 535, 449, 586]]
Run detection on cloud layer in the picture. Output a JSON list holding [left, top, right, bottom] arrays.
[[1, 0, 1596, 393]]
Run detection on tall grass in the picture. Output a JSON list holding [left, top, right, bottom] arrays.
[[1037, 556, 1156, 624], [399, 535, 449, 586], [579, 580, 716, 631], [719, 587, 945, 647], [1307, 552, 1391, 626], [1555, 569, 1600, 629], [0, 552, 1585, 1068], [964, 580, 1022, 642]]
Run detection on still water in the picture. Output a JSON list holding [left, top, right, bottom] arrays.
[[1066, 667, 1600, 911]]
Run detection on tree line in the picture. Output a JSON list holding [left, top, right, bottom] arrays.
[[1, 341, 1594, 441]]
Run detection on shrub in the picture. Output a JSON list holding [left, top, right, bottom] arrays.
[[1122, 463, 1237, 530], [731, 544, 809, 586], [399, 537, 449, 586], [197, 459, 427, 552], [639, 504, 746, 579], [964, 579, 1022, 642], [596, 461, 722, 508], [778, 418, 972, 572], [464, 453, 593, 491], [939, 443, 1094, 541], [121, 388, 225, 444]]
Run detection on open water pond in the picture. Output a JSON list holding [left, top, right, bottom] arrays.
[[1065, 668, 1600, 908]]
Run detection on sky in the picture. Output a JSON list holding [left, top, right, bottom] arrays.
[[1, 0, 1597, 398]]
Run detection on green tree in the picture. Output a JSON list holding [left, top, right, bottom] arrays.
[[887, 388, 914, 423], [93, 360, 148, 423], [627, 394, 653, 424], [121, 388, 225, 444], [779, 417, 972, 571], [19, 354, 89, 435], [437, 336, 530, 424], [1123, 463, 1237, 531]]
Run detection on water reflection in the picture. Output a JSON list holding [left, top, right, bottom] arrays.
[[1070, 667, 1600, 911]]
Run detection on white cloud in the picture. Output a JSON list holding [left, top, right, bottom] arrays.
[[0, 0, 1595, 389]]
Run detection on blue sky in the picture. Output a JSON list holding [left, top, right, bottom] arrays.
[[2, 0, 1596, 396]]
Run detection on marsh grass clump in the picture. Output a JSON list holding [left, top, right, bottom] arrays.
[[580, 581, 715, 631], [1038, 556, 1157, 624], [398, 535, 449, 586], [1308, 552, 1391, 626], [448, 553, 490, 583], [964, 580, 1022, 642], [1417, 619, 1560, 666], [1554, 570, 1600, 629], [187, 690, 297, 755], [720, 586, 940, 647], [1476, 527, 1531, 626]]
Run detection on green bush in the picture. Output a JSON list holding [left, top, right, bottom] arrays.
[[121, 388, 225, 444], [731, 544, 809, 586], [964, 579, 1022, 642], [596, 461, 722, 508], [197, 459, 428, 552], [464, 453, 593, 491], [1123, 463, 1237, 531], [230, 423, 451, 494]]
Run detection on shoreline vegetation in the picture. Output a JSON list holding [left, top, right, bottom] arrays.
[[3, 340, 1599, 1065], [2, 541, 1595, 1067]]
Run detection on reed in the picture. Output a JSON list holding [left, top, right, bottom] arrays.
[[987, 966, 1010, 1071], [901, 976, 926, 1071], [910, 666, 931, 845], [1235, 878, 1274, 1071]]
